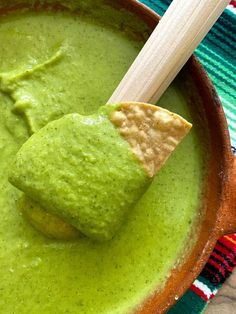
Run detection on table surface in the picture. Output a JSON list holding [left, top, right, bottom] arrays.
[[205, 269, 236, 314]]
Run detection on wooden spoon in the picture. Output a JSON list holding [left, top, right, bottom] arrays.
[[108, 0, 230, 104], [19, 0, 230, 240]]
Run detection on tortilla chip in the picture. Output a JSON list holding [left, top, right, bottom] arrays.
[[111, 102, 192, 177], [14, 102, 192, 241], [19, 196, 81, 240]]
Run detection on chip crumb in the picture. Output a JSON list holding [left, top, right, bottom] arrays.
[[111, 102, 192, 177]]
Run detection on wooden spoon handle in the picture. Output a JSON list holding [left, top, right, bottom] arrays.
[[108, 0, 229, 104]]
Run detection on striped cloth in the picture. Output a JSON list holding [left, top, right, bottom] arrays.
[[140, 0, 236, 313]]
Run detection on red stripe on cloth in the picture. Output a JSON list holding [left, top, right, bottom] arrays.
[[215, 242, 233, 258], [220, 236, 236, 252], [230, 0, 236, 7], [201, 234, 236, 286], [190, 284, 209, 302], [211, 251, 234, 272], [228, 234, 236, 242], [204, 265, 224, 284], [214, 249, 235, 267], [208, 258, 226, 277]]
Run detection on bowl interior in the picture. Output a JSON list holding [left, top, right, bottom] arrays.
[[0, 1, 231, 313]]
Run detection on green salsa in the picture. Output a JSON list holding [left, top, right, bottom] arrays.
[[9, 105, 150, 241], [0, 3, 205, 313]]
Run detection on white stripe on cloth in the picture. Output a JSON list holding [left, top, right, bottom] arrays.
[[227, 4, 236, 14], [193, 279, 218, 300]]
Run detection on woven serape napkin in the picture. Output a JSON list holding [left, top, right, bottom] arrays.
[[140, 0, 236, 313]]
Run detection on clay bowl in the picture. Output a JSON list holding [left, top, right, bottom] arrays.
[[0, 0, 235, 313], [118, 1, 236, 313]]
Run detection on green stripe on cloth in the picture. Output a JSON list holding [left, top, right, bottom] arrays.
[[168, 290, 207, 314], [141, 0, 236, 148], [140, 1, 236, 313], [197, 275, 221, 292]]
